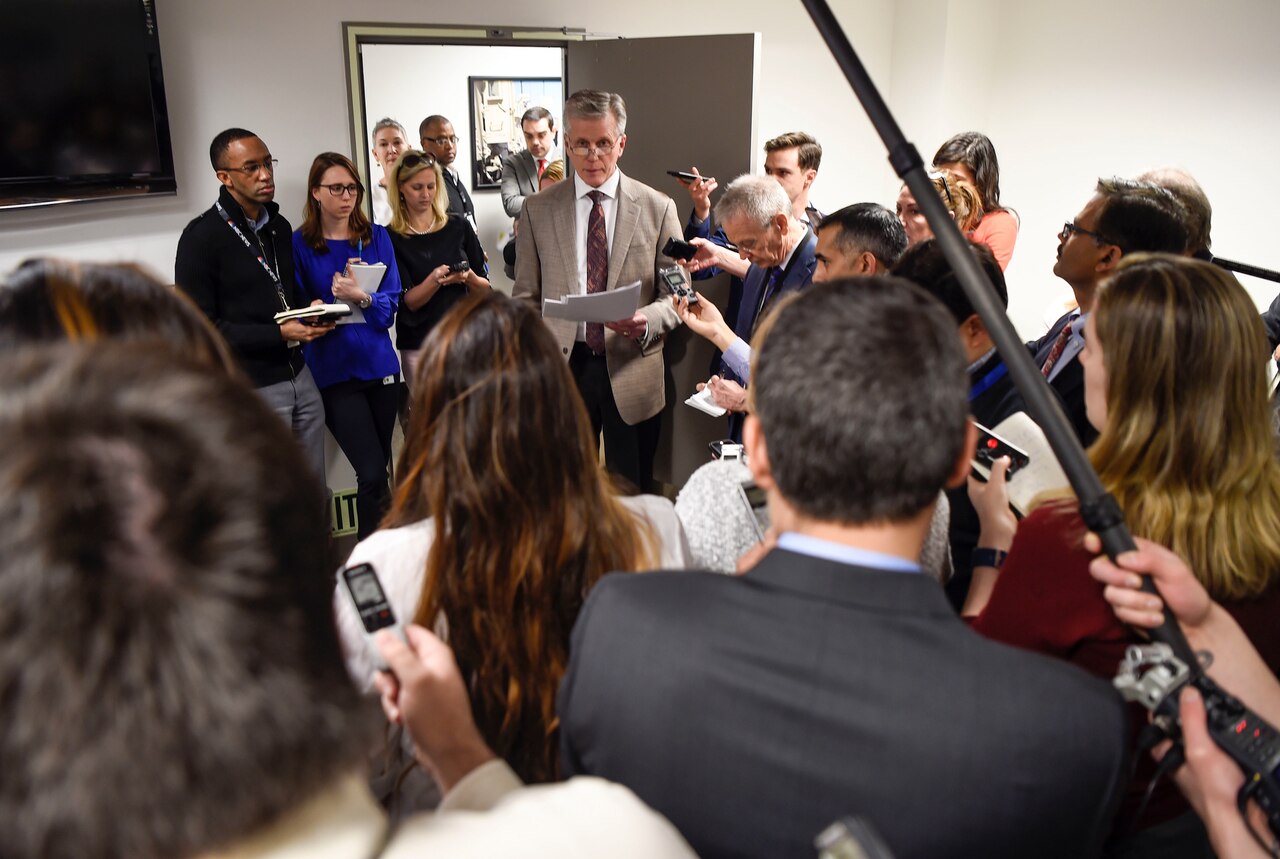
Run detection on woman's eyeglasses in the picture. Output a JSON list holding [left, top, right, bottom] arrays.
[[321, 183, 360, 197]]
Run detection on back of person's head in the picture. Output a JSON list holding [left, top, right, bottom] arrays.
[[388, 149, 448, 234], [539, 158, 566, 186], [387, 291, 654, 783], [208, 126, 257, 170], [932, 131, 1004, 211], [820, 202, 909, 269], [0, 342, 362, 859], [764, 130, 822, 171], [931, 169, 983, 233], [1094, 177, 1189, 256], [751, 278, 968, 524], [892, 238, 1007, 323], [1092, 253, 1280, 600], [1136, 167, 1213, 255], [0, 258, 237, 374], [715, 173, 792, 228]]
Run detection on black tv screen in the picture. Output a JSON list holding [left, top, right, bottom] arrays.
[[0, 0, 176, 208]]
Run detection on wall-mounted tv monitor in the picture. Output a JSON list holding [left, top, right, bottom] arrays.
[[0, 0, 177, 210]]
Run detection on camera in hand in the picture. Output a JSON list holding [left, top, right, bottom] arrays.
[[449, 260, 471, 274], [661, 263, 698, 305]]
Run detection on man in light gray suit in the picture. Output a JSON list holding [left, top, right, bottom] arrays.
[[500, 106, 558, 220], [513, 90, 683, 492], [559, 278, 1128, 859]]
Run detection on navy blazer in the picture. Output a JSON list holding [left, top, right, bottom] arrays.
[[722, 228, 819, 385]]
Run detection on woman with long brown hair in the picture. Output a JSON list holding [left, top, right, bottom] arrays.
[[335, 291, 690, 786], [293, 151, 402, 540], [965, 254, 1280, 855]]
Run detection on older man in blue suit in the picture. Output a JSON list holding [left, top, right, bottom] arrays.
[[677, 173, 817, 439]]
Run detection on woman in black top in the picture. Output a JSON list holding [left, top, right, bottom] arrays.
[[386, 150, 489, 386]]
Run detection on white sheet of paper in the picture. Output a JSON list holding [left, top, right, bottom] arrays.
[[685, 385, 728, 417], [339, 263, 386, 325], [348, 262, 387, 293], [543, 281, 641, 323]]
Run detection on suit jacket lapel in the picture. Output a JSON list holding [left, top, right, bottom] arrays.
[[520, 151, 538, 194], [549, 180, 577, 297], [608, 173, 640, 293], [735, 264, 768, 336]]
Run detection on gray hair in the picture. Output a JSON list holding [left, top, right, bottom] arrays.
[[371, 117, 406, 143], [714, 174, 791, 229], [564, 90, 626, 136]]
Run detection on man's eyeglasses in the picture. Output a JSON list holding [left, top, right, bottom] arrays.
[[218, 158, 278, 176], [322, 183, 360, 197], [569, 141, 618, 158], [1062, 221, 1113, 245], [422, 135, 459, 146]]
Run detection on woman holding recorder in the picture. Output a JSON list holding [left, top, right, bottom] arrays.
[[292, 151, 402, 540]]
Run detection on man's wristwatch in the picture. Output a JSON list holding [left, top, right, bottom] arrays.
[[971, 547, 1008, 569]]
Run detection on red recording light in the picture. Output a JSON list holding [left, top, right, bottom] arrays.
[[1236, 720, 1248, 734], [986, 439, 999, 449]]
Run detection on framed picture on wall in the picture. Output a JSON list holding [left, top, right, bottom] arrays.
[[468, 76, 562, 191]]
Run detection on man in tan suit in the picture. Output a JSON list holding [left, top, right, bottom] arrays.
[[514, 89, 682, 492]]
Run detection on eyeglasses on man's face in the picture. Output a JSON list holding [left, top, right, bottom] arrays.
[[1061, 221, 1112, 245], [321, 183, 360, 197], [219, 158, 278, 176], [569, 140, 618, 158], [422, 135, 459, 146]]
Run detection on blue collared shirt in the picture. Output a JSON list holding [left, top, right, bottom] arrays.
[[776, 532, 922, 574]]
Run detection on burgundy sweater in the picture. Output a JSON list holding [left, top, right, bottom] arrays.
[[970, 501, 1280, 832]]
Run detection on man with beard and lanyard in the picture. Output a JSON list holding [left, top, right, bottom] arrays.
[[176, 127, 333, 481]]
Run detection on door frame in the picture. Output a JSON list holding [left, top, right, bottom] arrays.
[[341, 22, 589, 200]]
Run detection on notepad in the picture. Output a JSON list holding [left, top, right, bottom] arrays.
[[685, 385, 728, 417]]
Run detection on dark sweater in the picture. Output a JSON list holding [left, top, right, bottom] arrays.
[[175, 187, 305, 387], [388, 215, 487, 351]]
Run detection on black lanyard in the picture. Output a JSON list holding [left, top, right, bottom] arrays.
[[215, 201, 290, 311]]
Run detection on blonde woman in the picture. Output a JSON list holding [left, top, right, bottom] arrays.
[[386, 150, 489, 386], [894, 169, 983, 248], [966, 254, 1280, 853]]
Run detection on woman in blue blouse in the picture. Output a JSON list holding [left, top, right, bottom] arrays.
[[293, 152, 402, 539]]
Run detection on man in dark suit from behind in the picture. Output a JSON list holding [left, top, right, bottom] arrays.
[[1030, 178, 1187, 445], [558, 278, 1128, 859]]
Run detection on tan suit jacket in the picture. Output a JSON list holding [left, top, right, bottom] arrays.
[[513, 170, 682, 425]]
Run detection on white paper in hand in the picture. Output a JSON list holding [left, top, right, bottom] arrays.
[[348, 262, 387, 292], [685, 384, 728, 417], [543, 281, 641, 323]]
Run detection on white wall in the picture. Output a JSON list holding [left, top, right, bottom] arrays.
[[2, 0, 1278, 335], [361, 43, 562, 292]]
